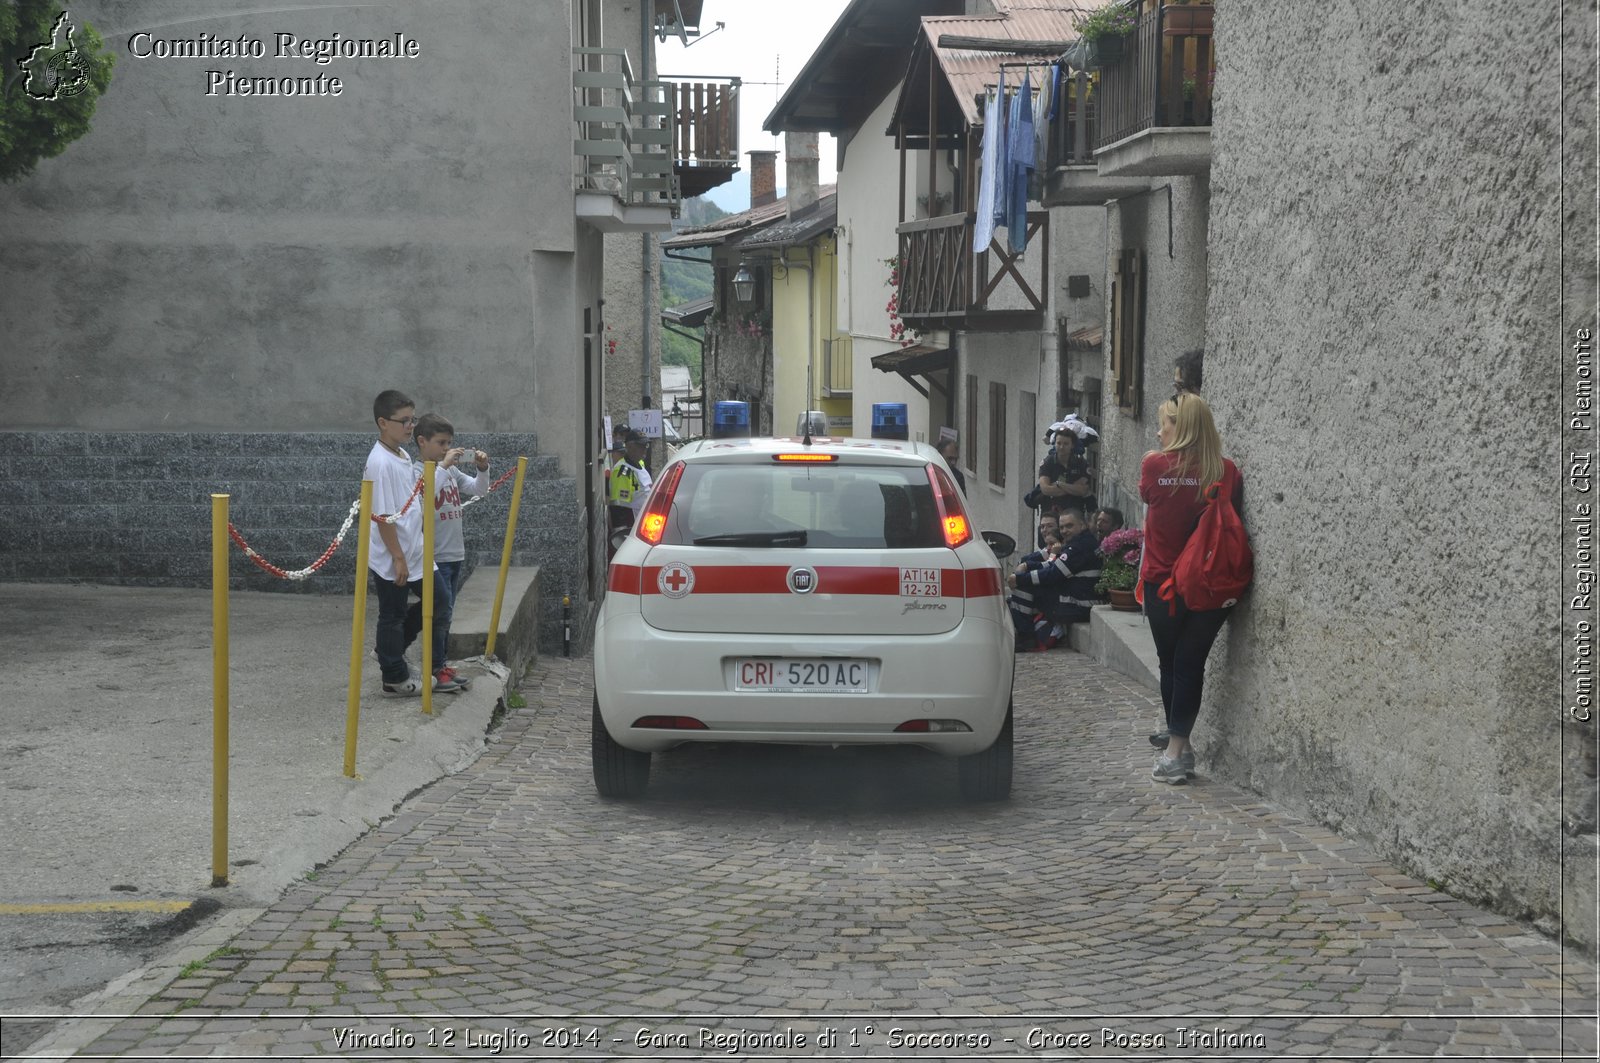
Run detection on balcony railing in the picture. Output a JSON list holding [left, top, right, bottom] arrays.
[[896, 212, 1049, 332], [573, 47, 679, 211], [661, 76, 741, 198], [1096, 4, 1214, 149], [1046, 68, 1098, 168]]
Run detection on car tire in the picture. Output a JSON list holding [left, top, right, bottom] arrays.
[[958, 702, 1013, 802], [592, 696, 650, 798]]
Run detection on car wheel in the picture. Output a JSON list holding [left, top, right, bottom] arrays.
[[958, 702, 1013, 802], [591, 696, 650, 798]]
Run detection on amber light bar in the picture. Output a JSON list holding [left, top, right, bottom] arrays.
[[773, 453, 839, 463]]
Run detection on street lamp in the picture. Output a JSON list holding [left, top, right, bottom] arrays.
[[732, 262, 756, 304]]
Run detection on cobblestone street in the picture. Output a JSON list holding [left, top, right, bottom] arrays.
[[35, 650, 1599, 1059]]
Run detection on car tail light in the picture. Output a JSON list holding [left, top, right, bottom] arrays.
[[773, 453, 838, 463], [635, 461, 685, 545], [632, 715, 709, 730], [926, 465, 973, 548], [894, 719, 972, 733]]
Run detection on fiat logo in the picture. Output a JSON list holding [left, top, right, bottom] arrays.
[[787, 567, 816, 594]]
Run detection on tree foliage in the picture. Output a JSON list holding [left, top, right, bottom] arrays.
[[658, 196, 729, 385], [1, 1, 115, 183]]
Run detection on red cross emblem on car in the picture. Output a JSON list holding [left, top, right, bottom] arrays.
[[658, 562, 695, 598]]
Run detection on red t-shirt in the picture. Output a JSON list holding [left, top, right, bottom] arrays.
[[1139, 451, 1243, 585]]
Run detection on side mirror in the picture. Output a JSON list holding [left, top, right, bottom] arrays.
[[981, 530, 1016, 561]]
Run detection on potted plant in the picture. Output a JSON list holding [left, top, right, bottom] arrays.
[[1162, 0, 1215, 38], [1095, 527, 1144, 611], [1070, 3, 1138, 67]]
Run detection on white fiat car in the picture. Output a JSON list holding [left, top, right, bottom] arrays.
[[592, 436, 1016, 802]]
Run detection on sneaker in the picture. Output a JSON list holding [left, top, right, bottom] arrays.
[[1149, 729, 1171, 748], [1152, 755, 1189, 785], [432, 669, 464, 693], [381, 676, 422, 698], [1180, 749, 1196, 778], [441, 666, 472, 691]]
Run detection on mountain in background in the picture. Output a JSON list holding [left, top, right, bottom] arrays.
[[658, 195, 730, 386]]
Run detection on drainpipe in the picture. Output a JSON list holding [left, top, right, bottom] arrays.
[[640, 0, 654, 457], [774, 247, 817, 430]]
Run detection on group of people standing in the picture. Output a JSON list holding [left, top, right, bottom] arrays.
[[1011, 349, 1247, 788]]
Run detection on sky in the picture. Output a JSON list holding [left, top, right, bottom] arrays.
[[658, 0, 854, 210]]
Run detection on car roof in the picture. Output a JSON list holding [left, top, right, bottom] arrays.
[[671, 436, 939, 464]]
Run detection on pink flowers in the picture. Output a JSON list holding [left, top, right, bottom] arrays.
[[1098, 527, 1143, 566], [885, 256, 919, 348]]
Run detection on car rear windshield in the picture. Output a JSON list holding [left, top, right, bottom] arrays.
[[664, 463, 946, 549]]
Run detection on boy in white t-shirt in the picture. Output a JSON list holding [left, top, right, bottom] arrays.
[[365, 390, 460, 697], [412, 413, 489, 691]]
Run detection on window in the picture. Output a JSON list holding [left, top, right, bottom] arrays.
[[988, 381, 1007, 487], [667, 464, 943, 550], [965, 373, 978, 479], [1109, 248, 1145, 416]]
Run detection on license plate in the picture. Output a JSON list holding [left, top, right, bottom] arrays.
[[733, 658, 869, 693]]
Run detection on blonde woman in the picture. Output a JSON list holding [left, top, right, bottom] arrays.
[[1140, 392, 1242, 784]]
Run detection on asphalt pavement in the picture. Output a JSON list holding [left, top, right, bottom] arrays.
[[0, 581, 516, 1054]]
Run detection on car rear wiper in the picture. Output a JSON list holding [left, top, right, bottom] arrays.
[[692, 530, 808, 547]]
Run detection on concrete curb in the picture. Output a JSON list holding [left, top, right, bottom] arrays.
[[1069, 604, 1160, 691], [18, 906, 266, 1061]]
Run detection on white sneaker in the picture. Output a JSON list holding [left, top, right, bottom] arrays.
[[381, 676, 423, 698], [1152, 755, 1189, 785]]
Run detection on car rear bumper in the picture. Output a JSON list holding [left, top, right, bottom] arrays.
[[594, 612, 1014, 754]]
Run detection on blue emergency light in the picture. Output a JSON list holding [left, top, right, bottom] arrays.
[[870, 402, 909, 440], [712, 400, 751, 439]]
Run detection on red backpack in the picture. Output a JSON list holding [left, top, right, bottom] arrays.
[[1158, 463, 1253, 611]]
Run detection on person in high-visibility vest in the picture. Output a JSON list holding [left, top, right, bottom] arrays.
[[608, 429, 652, 531]]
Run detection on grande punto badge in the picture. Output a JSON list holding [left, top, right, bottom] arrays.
[[787, 567, 816, 594], [657, 562, 695, 598]]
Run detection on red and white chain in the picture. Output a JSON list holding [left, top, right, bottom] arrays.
[[228, 464, 517, 580]]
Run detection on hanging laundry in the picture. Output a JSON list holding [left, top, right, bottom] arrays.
[[972, 87, 1001, 255], [991, 68, 1011, 250], [1005, 67, 1035, 256]]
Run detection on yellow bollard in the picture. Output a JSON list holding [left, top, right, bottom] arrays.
[[343, 481, 374, 778], [421, 460, 435, 715], [486, 456, 529, 661], [210, 494, 230, 888]]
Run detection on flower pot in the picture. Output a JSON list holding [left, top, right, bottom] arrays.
[[1162, 4, 1214, 37], [1107, 587, 1139, 611], [1084, 34, 1125, 67]]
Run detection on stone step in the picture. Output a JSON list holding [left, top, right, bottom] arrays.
[[1068, 604, 1160, 692], [447, 565, 541, 680]]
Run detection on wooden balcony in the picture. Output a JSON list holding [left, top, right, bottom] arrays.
[[1092, 3, 1214, 177], [896, 211, 1049, 332], [661, 77, 741, 198]]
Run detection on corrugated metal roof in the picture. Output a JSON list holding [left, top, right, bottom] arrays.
[[738, 192, 838, 251], [915, 4, 1103, 128], [661, 185, 837, 250], [884, 1, 1115, 134]]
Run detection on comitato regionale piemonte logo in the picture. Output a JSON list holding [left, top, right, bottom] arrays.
[[19, 10, 90, 101]]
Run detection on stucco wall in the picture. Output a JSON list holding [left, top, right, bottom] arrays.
[[838, 92, 935, 436], [1096, 176, 1210, 523], [0, 0, 574, 436], [770, 239, 838, 436], [1203, 1, 1590, 944], [0, 0, 605, 648]]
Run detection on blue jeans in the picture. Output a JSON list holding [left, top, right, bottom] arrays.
[[436, 559, 465, 660], [372, 568, 454, 684], [1142, 580, 1232, 738]]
